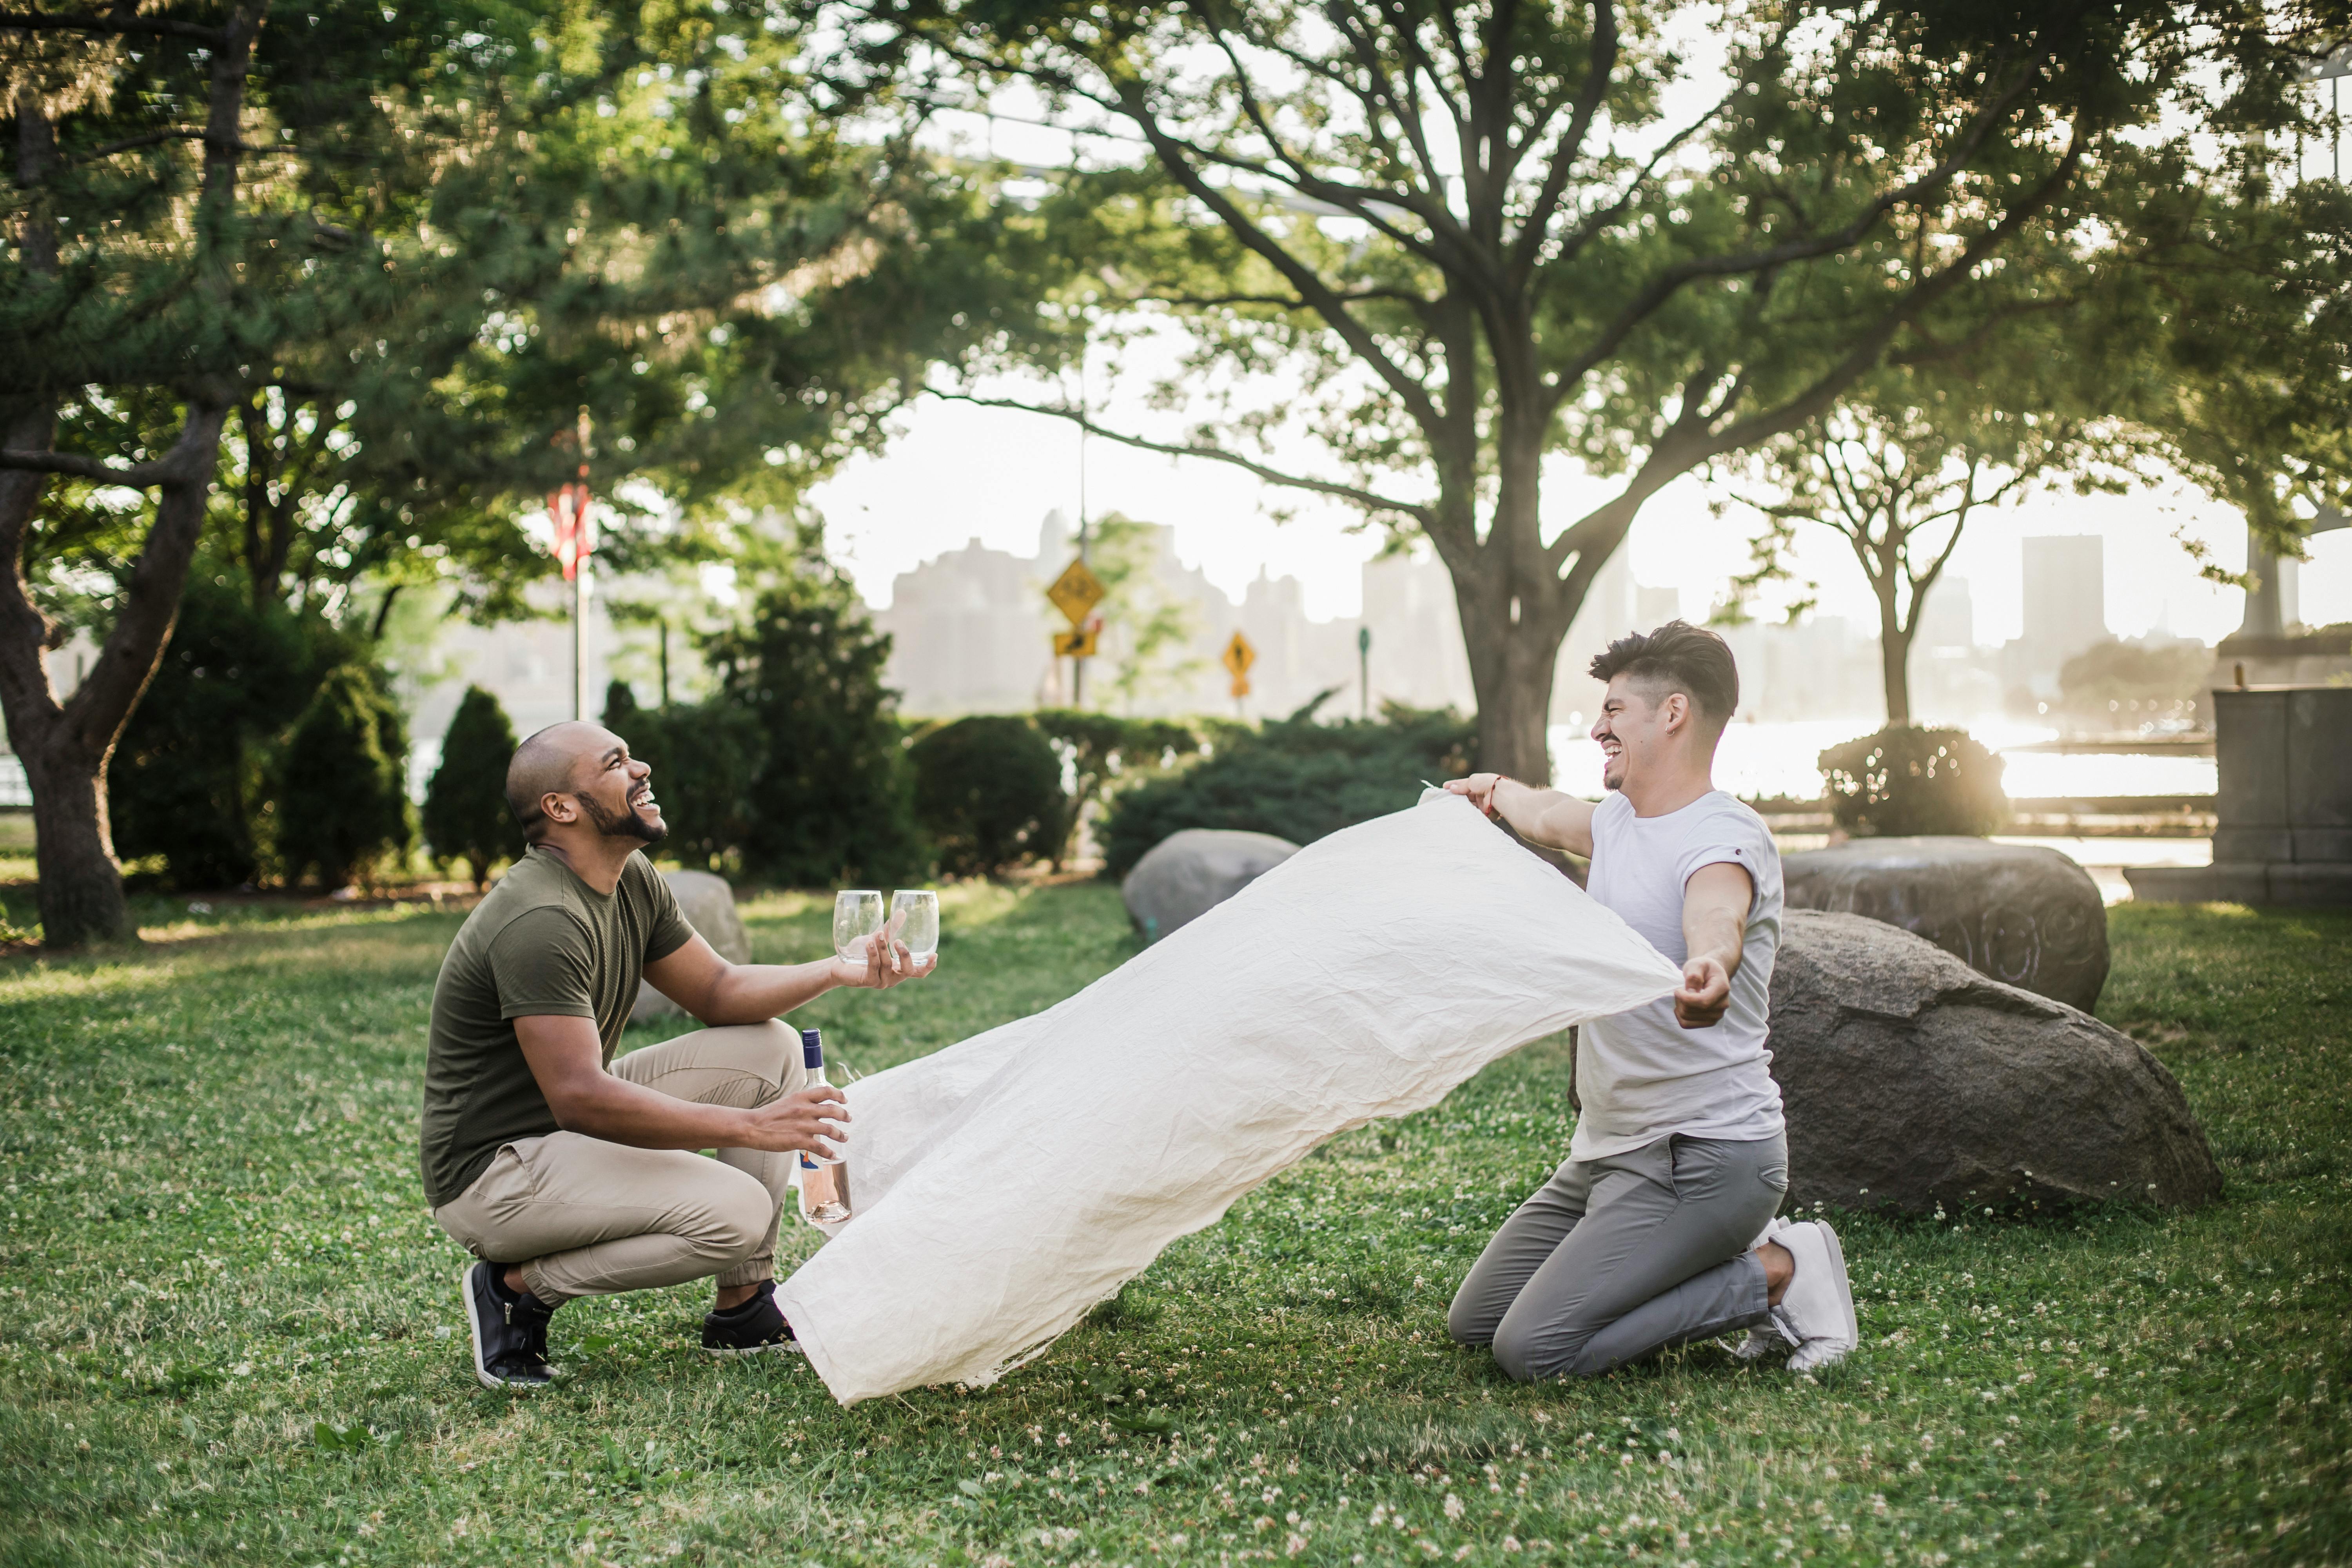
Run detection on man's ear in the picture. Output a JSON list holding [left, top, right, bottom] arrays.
[[1660, 691, 1690, 734], [540, 791, 579, 827]]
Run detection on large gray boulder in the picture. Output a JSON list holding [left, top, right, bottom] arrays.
[[1782, 836, 2109, 1011], [1768, 910, 2220, 1216], [632, 870, 751, 1024], [1121, 828, 1300, 940]]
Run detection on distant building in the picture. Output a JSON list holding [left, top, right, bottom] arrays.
[[2004, 536, 2109, 701]]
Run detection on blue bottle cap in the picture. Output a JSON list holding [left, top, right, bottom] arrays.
[[800, 1027, 823, 1070]]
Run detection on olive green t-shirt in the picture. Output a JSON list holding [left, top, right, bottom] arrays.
[[418, 847, 696, 1208]]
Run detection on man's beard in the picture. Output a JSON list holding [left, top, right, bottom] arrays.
[[579, 789, 667, 845]]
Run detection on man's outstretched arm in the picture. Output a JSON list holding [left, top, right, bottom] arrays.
[[1445, 773, 1599, 858], [514, 1014, 848, 1156], [643, 928, 934, 1027], [1674, 861, 1755, 1029]]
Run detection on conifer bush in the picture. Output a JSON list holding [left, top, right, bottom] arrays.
[[108, 575, 327, 890], [1818, 724, 2008, 837], [275, 667, 414, 889], [423, 686, 519, 888], [1099, 695, 1475, 878], [601, 682, 763, 874], [704, 574, 924, 886], [911, 716, 1065, 877]]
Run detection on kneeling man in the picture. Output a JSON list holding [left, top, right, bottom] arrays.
[[1445, 622, 1856, 1379], [419, 721, 929, 1389]]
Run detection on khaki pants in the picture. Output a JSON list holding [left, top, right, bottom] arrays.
[[432, 1022, 809, 1308]]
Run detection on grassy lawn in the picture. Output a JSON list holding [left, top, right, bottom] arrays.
[[0, 884, 2345, 1567]]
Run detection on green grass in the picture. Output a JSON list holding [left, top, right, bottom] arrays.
[[0, 888, 2345, 1567]]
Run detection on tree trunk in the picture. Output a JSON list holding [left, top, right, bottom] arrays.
[[0, 405, 230, 948], [1877, 582, 1913, 726], [20, 731, 131, 943], [1457, 584, 1572, 784]]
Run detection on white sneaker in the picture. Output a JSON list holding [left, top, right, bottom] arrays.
[[1730, 1218, 1791, 1362], [1767, 1219, 1858, 1372]]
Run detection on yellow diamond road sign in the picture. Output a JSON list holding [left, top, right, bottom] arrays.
[[1052, 627, 1098, 659], [1046, 558, 1105, 627], [1221, 631, 1256, 679]]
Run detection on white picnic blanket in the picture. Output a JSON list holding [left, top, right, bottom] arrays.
[[776, 792, 1682, 1403]]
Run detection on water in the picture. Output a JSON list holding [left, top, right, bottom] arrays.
[[1546, 719, 2216, 802]]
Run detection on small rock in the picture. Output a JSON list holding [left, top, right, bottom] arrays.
[[1767, 910, 2219, 1215], [1120, 829, 1300, 940], [633, 870, 751, 1023], [1782, 835, 2109, 1011]]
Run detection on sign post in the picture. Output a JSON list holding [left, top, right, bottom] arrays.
[[546, 413, 595, 720], [1222, 630, 1256, 718], [1047, 557, 1107, 705], [1357, 624, 1372, 719]]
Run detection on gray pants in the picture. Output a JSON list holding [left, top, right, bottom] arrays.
[[1448, 1132, 1788, 1381]]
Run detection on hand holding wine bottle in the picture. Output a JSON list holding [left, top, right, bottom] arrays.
[[736, 1080, 850, 1160]]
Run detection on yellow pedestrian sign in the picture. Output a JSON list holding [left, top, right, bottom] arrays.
[[1052, 626, 1099, 659], [1046, 557, 1106, 627], [1222, 630, 1256, 698]]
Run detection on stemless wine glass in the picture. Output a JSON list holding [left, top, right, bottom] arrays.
[[832, 889, 884, 969], [890, 889, 940, 970]]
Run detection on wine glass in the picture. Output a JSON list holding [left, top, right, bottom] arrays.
[[832, 889, 884, 970], [890, 889, 939, 971]]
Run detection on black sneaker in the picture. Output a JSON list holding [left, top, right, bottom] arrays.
[[460, 1260, 557, 1389], [701, 1281, 800, 1357]]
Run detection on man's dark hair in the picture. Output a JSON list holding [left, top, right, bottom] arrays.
[[1588, 620, 1740, 724]]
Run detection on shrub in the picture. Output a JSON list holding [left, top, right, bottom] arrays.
[[276, 665, 414, 888], [702, 572, 924, 887], [602, 682, 764, 875], [910, 716, 1065, 877], [423, 686, 519, 888], [108, 573, 344, 889], [1099, 694, 1475, 878], [1818, 724, 2007, 838]]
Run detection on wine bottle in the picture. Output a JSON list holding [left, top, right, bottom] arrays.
[[797, 1027, 851, 1225]]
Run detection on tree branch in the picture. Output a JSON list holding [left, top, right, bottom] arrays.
[[1113, 88, 1451, 440], [0, 448, 206, 485], [934, 392, 1433, 525], [1543, 51, 2051, 409], [1508, 0, 1617, 278], [0, 8, 222, 42]]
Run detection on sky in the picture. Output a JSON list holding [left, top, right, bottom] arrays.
[[806, 385, 2352, 650]]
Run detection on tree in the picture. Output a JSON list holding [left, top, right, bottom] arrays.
[[423, 686, 519, 890], [275, 665, 411, 890], [1033, 710, 1203, 869], [1086, 514, 1206, 710], [1717, 362, 2114, 724], [853, 0, 2318, 782], [0, 0, 1027, 944], [704, 558, 925, 888]]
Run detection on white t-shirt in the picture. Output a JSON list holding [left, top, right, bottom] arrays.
[[1569, 789, 1785, 1161]]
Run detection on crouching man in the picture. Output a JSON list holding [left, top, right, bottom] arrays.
[[419, 720, 931, 1389], [1445, 622, 1856, 1379]]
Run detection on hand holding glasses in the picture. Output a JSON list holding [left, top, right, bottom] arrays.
[[831, 887, 940, 981]]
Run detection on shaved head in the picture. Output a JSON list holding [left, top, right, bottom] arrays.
[[506, 722, 606, 842]]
